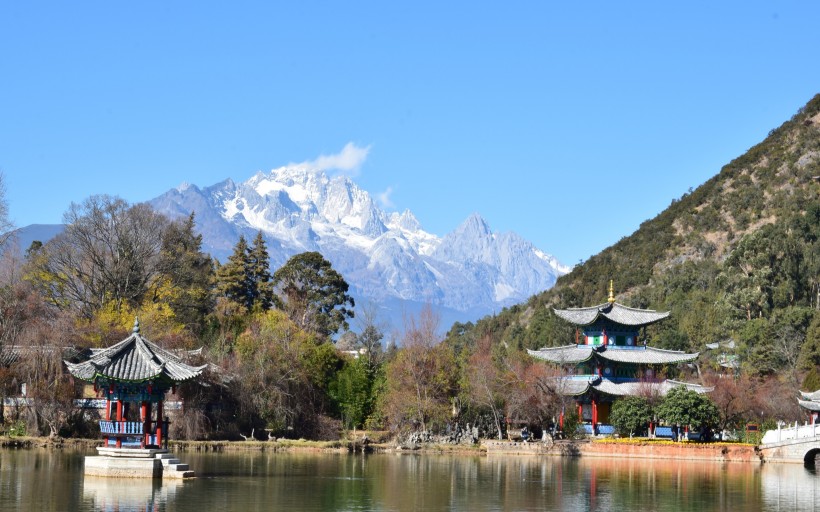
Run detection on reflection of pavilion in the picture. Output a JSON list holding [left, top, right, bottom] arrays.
[[83, 476, 183, 511], [528, 282, 710, 434], [65, 319, 203, 478]]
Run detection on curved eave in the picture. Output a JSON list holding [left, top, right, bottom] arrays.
[[597, 348, 700, 365], [798, 399, 820, 411], [800, 389, 820, 401], [665, 379, 713, 394], [527, 346, 593, 364], [65, 365, 206, 384], [553, 302, 670, 327], [558, 379, 592, 396]]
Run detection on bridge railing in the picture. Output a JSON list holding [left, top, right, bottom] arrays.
[[761, 422, 819, 444]]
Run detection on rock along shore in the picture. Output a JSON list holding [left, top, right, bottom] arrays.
[[2, 435, 763, 463]]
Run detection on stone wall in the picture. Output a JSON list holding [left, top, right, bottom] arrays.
[[483, 440, 761, 463]]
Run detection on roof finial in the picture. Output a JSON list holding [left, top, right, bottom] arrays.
[[608, 280, 615, 303], [133, 316, 141, 334]]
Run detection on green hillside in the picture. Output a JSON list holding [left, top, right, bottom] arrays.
[[450, 94, 820, 381]]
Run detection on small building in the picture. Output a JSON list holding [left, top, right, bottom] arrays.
[[64, 319, 205, 478], [798, 389, 820, 425], [527, 281, 710, 435]]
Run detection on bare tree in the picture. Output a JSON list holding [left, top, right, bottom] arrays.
[[0, 172, 14, 249], [464, 335, 507, 439], [381, 305, 457, 432], [28, 195, 168, 318], [355, 300, 386, 370]]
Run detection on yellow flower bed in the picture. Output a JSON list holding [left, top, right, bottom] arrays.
[[591, 437, 755, 447]]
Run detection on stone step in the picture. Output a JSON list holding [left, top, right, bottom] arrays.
[[156, 453, 177, 460], [167, 463, 189, 471], [163, 469, 195, 479], [160, 458, 181, 466]]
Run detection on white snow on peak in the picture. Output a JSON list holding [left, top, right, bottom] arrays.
[[154, 162, 569, 314]]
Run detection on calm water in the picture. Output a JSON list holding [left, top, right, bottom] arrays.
[[1, 448, 818, 511]]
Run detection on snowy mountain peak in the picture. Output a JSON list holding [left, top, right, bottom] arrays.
[[149, 165, 568, 319], [455, 212, 493, 239]]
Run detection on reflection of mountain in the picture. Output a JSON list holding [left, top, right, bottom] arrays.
[[149, 166, 569, 324]]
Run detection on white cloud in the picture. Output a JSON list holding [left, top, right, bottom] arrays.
[[294, 142, 372, 177], [377, 186, 394, 209]]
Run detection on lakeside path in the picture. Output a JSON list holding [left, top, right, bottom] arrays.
[[3, 435, 761, 463]]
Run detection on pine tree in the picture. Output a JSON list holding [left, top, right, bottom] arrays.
[[215, 235, 251, 308], [272, 251, 354, 337], [157, 213, 215, 334], [247, 231, 274, 311]]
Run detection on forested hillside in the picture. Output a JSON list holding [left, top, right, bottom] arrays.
[[448, 94, 820, 384]]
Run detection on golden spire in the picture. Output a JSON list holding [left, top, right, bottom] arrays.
[[608, 280, 615, 303]]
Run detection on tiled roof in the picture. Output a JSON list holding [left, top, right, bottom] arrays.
[[65, 331, 206, 383], [800, 389, 820, 401], [527, 345, 594, 364], [558, 379, 593, 396], [554, 302, 670, 327], [798, 399, 820, 412], [597, 346, 700, 365], [527, 345, 699, 365], [556, 377, 712, 397]]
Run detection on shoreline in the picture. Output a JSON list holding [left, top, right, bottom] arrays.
[[0, 435, 763, 463]]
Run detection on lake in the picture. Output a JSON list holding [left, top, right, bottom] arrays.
[[1, 448, 818, 511]]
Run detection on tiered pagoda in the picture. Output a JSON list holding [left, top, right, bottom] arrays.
[[65, 319, 205, 478], [527, 282, 710, 434], [799, 389, 820, 424]]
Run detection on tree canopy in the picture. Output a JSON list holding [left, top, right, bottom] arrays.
[[272, 251, 354, 337]]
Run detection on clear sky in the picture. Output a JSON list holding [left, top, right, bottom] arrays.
[[1, 1, 819, 266]]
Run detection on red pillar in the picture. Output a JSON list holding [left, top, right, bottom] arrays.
[[104, 399, 111, 446], [116, 400, 123, 448], [155, 400, 164, 448], [592, 399, 598, 433], [578, 403, 583, 423], [140, 401, 148, 448]]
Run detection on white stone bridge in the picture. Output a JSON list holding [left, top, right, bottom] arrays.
[[760, 423, 820, 466]]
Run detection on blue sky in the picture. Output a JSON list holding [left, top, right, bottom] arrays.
[[1, 1, 819, 266]]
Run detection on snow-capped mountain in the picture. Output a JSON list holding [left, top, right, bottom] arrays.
[[149, 166, 570, 323]]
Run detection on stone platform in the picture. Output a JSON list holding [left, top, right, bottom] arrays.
[[84, 447, 195, 479]]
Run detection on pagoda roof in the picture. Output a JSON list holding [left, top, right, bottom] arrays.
[[552, 376, 712, 398], [527, 346, 594, 364], [527, 345, 699, 365], [800, 389, 820, 401], [798, 399, 820, 412], [593, 378, 712, 396], [596, 346, 699, 364], [553, 302, 670, 327], [64, 322, 206, 383]]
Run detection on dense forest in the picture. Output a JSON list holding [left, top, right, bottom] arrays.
[[0, 94, 818, 443]]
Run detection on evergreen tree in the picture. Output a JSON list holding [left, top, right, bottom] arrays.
[[157, 213, 215, 333], [272, 251, 355, 337], [215, 235, 251, 308], [610, 396, 652, 437], [247, 231, 274, 311]]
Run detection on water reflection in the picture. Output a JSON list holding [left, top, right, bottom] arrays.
[[762, 463, 820, 511], [82, 477, 183, 511], [1, 448, 819, 511]]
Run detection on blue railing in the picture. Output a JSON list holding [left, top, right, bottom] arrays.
[[99, 420, 145, 435], [655, 426, 675, 438], [597, 425, 616, 435]]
